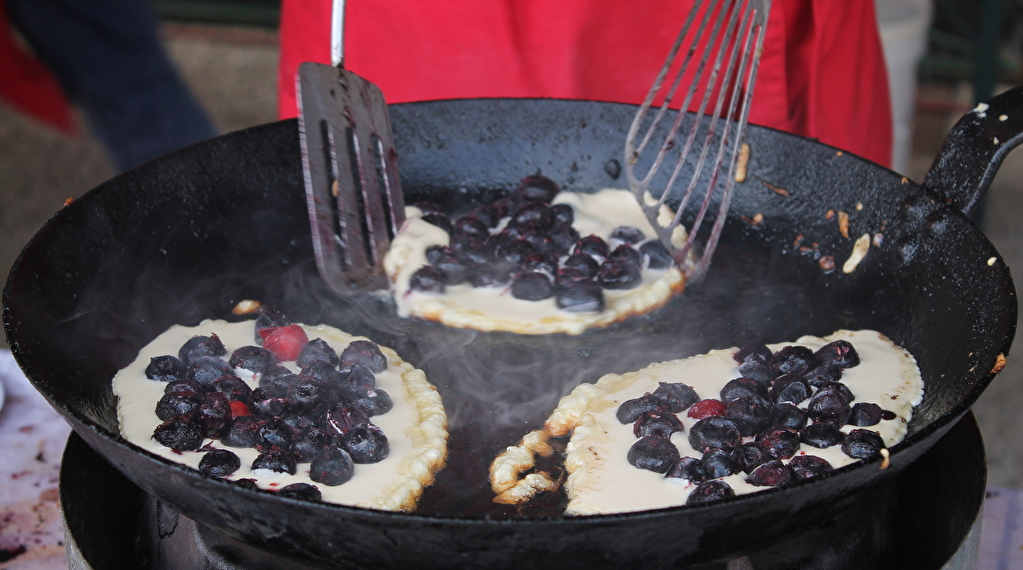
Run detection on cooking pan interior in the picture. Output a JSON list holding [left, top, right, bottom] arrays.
[[3, 99, 1015, 568]]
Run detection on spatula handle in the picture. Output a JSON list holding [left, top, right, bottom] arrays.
[[331, 0, 346, 68]]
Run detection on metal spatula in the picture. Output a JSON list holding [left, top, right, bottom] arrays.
[[298, 0, 405, 294]]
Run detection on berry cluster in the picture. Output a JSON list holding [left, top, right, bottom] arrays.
[[146, 310, 394, 500], [618, 339, 894, 506], [408, 175, 674, 312]]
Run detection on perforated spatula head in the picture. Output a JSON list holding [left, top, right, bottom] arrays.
[[297, 0, 405, 294]]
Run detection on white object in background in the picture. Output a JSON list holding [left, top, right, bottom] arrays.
[[877, 0, 933, 175]]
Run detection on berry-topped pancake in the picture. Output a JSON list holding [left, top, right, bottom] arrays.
[[490, 330, 923, 514], [383, 176, 692, 335]]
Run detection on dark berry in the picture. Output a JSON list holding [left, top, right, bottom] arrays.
[[296, 338, 340, 368], [511, 272, 555, 301], [818, 382, 856, 405], [511, 202, 555, 231], [257, 418, 293, 451], [310, 445, 356, 486], [701, 448, 740, 478], [746, 460, 792, 487], [800, 422, 846, 449], [209, 375, 253, 404], [145, 355, 187, 382], [251, 449, 297, 475], [551, 203, 574, 225], [563, 253, 599, 276], [292, 428, 332, 462], [521, 252, 558, 275], [431, 249, 474, 285], [259, 325, 309, 362], [848, 403, 887, 426], [617, 393, 668, 424], [665, 456, 708, 483], [234, 478, 260, 491], [738, 360, 776, 385], [803, 364, 843, 388], [338, 364, 377, 391], [340, 340, 388, 373], [520, 231, 557, 255], [634, 411, 684, 438], [186, 356, 234, 389], [555, 266, 594, 288], [689, 417, 741, 452], [815, 340, 860, 369], [409, 266, 445, 293], [178, 335, 226, 365], [301, 360, 343, 384], [153, 419, 204, 451], [686, 480, 735, 505], [452, 215, 490, 239], [229, 346, 275, 374], [517, 175, 560, 203], [342, 424, 390, 463], [734, 342, 772, 364], [788, 455, 834, 481], [155, 393, 201, 421], [287, 377, 330, 413], [470, 204, 502, 228], [610, 226, 645, 244], [842, 429, 885, 459], [755, 427, 801, 459], [720, 378, 770, 403], [806, 390, 851, 425], [549, 223, 580, 254], [471, 263, 513, 287], [349, 386, 394, 416], [198, 393, 233, 438], [725, 397, 771, 437], [627, 436, 680, 474], [199, 449, 241, 477], [421, 212, 452, 233], [254, 308, 291, 341], [731, 442, 768, 474], [556, 282, 605, 312], [608, 244, 642, 267], [770, 403, 808, 431], [221, 416, 265, 447], [324, 403, 371, 435], [639, 240, 673, 269], [653, 382, 701, 412], [772, 375, 811, 405], [164, 378, 204, 397], [769, 346, 820, 376], [688, 399, 727, 420], [258, 372, 297, 399], [574, 235, 610, 259], [277, 483, 322, 502], [596, 259, 642, 290]]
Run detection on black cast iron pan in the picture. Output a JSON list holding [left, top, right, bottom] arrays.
[[3, 88, 1019, 568]]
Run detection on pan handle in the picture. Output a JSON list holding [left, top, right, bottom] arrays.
[[923, 84, 1023, 218]]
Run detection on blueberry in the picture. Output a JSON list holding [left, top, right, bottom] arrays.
[[754, 427, 801, 459], [342, 424, 390, 463], [292, 428, 333, 462], [251, 448, 297, 475], [310, 445, 356, 486], [258, 372, 297, 399], [768, 346, 820, 376], [164, 378, 204, 397], [209, 375, 253, 405], [689, 417, 742, 452], [574, 235, 610, 259], [229, 346, 276, 374], [617, 393, 668, 424], [198, 393, 233, 438], [409, 266, 445, 293], [608, 244, 642, 267], [627, 436, 679, 473], [323, 403, 371, 435], [521, 252, 559, 276], [653, 382, 701, 412], [493, 238, 536, 267], [156, 393, 201, 421], [233, 478, 260, 491], [517, 175, 560, 203], [254, 308, 291, 342], [842, 429, 885, 459], [431, 248, 474, 285], [725, 397, 771, 437], [452, 215, 490, 239], [470, 204, 502, 228], [770, 403, 808, 431], [815, 340, 860, 369], [806, 390, 851, 425], [250, 394, 286, 421], [665, 456, 708, 483], [731, 442, 768, 474], [734, 342, 772, 364], [287, 377, 330, 413], [817, 382, 856, 405], [633, 411, 684, 438], [686, 480, 735, 505], [848, 403, 887, 426], [277, 483, 322, 502], [257, 418, 293, 451], [772, 375, 811, 405], [421, 213, 453, 233], [720, 378, 770, 403], [338, 364, 377, 391], [511, 202, 555, 231], [178, 335, 226, 365], [788, 455, 834, 481], [556, 282, 605, 312], [340, 340, 388, 373], [520, 231, 557, 255], [146, 355, 187, 382], [639, 241, 673, 269], [490, 197, 516, 219], [349, 386, 394, 416], [300, 360, 343, 384], [563, 253, 599, 276], [511, 272, 555, 301], [186, 356, 235, 389], [738, 360, 776, 385], [746, 460, 792, 487], [296, 338, 340, 368], [451, 235, 489, 265], [802, 364, 843, 388], [555, 266, 594, 288], [596, 259, 642, 290], [199, 449, 241, 477], [610, 226, 645, 244], [549, 224, 580, 254], [551, 204, 574, 225], [701, 448, 740, 478], [153, 418, 204, 451], [221, 416, 266, 447], [470, 263, 513, 287], [800, 422, 846, 449]]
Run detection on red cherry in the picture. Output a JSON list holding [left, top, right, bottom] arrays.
[[259, 325, 308, 361], [688, 399, 727, 420], [229, 400, 252, 418]]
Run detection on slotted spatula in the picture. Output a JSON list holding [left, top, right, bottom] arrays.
[[298, 0, 405, 294]]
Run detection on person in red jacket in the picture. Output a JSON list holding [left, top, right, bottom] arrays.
[[277, 0, 893, 168]]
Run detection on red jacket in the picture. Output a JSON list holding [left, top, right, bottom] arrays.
[[278, 0, 892, 167]]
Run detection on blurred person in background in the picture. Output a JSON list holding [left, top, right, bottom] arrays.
[[0, 0, 216, 171], [276, 0, 893, 168]]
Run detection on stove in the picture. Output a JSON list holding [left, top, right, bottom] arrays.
[[60, 414, 986, 569]]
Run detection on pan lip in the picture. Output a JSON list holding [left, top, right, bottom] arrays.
[[1, 101, 1017, 526]]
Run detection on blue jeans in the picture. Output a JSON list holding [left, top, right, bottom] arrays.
[[6, 0, 217, 171]]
